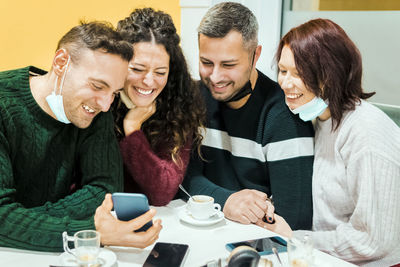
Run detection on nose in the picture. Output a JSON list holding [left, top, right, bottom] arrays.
[[143, 72, 155, 87], [209, 66, 223, 84], [96, 92, 114, 112], [280, 75, 294, 90]]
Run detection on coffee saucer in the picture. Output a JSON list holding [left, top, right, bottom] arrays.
[[178, 208, 224, 226], [58, 248, 117, 267]]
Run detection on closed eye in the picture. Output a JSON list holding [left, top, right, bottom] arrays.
[[279, 69, 287, 75], [201, 61, 213, 66], [129, 66, 145, 72], [223, 64, 236, 68], [91, 83, 103, 90]]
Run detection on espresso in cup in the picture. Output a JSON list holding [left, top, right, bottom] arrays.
[[193, 198, 209, 203], [187, 195, 221, 220]]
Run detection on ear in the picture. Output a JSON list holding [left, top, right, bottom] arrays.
[[252, 45, 262, 68], [52, 49, 70, 76]]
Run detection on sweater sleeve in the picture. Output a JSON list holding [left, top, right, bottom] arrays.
[[0, 112, 123, 252], [183, 152, 236, 208], [298, 150, 400, 263], [119, 130, 191, 206], [264, 109, 314, 230], [31, 112, 123, 219], [0, 134, 95, 252]]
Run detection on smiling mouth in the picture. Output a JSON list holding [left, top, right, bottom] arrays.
[[135, 87, 154, 96], [214, 83, 229, 88], [286, 93, 303, 99], [211, 82, 232, 92], [82, 104, 96, 114]]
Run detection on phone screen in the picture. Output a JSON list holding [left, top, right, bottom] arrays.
[[226, 236, 287, 255], [143, 242, 189, 267]]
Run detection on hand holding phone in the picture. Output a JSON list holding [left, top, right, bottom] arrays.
[[143, 242, 189, 267], [112, 193, 153, 232], [95, 194, 161, 248]]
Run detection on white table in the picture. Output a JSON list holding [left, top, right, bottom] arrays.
[[0, 199, 356, 267]]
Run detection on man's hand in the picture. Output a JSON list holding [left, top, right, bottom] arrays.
[[94, 194, 162, 248], [123, 102, 156, 136], [223, 189, 275, 224], [256, 214, 293, 238]]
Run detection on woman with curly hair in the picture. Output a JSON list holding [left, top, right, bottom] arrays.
[[114, 8, 205, 206]]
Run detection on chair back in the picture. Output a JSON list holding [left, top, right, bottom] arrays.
[[372, 102, 400, 127]]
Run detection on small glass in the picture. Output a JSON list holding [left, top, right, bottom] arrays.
[[62, 230, 101, 267], [287, 235, 314, 267]]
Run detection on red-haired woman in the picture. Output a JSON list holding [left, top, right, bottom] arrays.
[[266, 18, 400, 265]]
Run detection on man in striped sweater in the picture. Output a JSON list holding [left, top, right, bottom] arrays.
[[183, 2, 315, 230]]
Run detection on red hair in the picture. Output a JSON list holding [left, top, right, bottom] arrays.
[[276, 18, 375, 129]]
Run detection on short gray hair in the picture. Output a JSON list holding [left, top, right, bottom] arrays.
[[197, 2, 258, 51]]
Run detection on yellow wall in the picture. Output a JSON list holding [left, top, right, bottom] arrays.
[[0, 0, 180, 71], [319, 0, 400, 10]]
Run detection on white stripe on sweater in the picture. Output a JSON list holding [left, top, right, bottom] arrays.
[[200, 128, 314, 162]]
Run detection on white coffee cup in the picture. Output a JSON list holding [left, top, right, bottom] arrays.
[[187, 195, 221, 220], [62, 230, 101, 266]]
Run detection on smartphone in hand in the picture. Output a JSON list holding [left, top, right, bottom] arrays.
[[143, 242, 189, 267], [112, 193, 153, 232]]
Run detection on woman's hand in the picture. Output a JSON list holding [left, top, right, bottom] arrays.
[[94, 194, 162, 248], [256, 213, 293, 238], [223, 190, 275, 224], [123, 102, 156, 136]]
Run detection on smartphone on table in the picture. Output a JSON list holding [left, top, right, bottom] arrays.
[[226, 236, 287, 255], [111, 192, 153, 232], [143, 242, 189, 267]]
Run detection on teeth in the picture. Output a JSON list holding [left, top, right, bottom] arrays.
[[82, 104, 95, 113], [286, 93, 302, 99], [137, 88, 153, 95], [214, 84, 228, 88]]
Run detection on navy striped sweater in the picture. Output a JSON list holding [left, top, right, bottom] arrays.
[[183, 70, 314, 230]]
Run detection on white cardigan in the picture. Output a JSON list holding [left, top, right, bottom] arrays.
[[295, 100, 400, 266]]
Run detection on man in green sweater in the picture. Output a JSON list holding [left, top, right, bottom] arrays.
[[183, 2, 314, 230], [0, 22, 162, 252]]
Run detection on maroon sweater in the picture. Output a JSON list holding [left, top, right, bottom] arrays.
[[119, 130, 191, 206]]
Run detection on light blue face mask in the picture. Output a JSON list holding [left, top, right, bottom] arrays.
[[290, 96, 328, 121], [46, 55, 71, 124]]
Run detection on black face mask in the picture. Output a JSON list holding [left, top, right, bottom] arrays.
[[223, 50, 256, 103], [224, 80, 253, 103]]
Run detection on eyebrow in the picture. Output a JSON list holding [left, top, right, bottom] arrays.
[[89, 78, 110, 88], [200, 56, 239, 64], [130, 63, 168, 70]]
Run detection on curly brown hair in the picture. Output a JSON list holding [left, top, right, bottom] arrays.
[[113, 8, 205, 166]]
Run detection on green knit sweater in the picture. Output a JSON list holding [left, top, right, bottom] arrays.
[[0, 67, 123, 252]]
